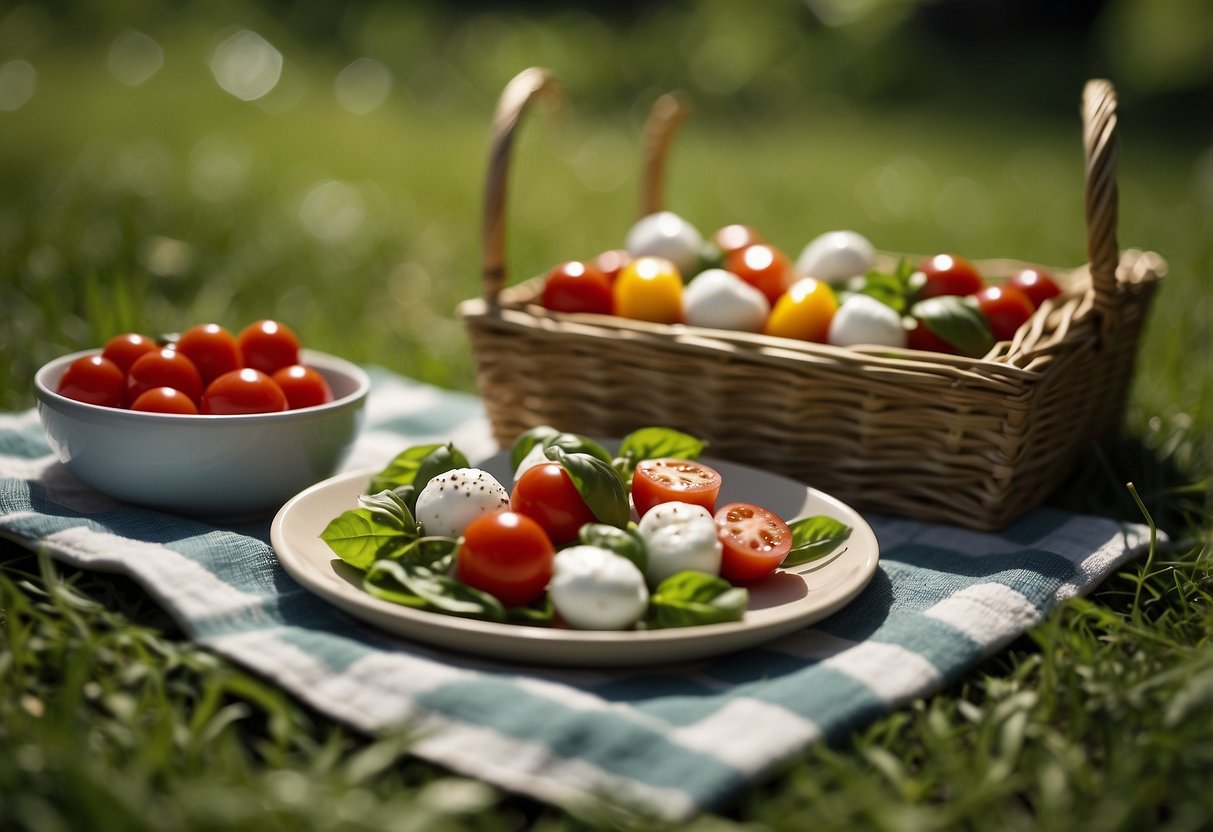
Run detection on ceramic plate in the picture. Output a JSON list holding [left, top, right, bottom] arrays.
[[270, 451, 879, 667]]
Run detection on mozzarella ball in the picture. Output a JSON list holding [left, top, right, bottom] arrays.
[[682, 268, 771, 331], [636, 501, 722, 585], [414, 468, 510, 538], [549, 546, 650, 630], [625, 212, 704, 278], [796, 230, 877, 281], [827, 294, 907, 348]]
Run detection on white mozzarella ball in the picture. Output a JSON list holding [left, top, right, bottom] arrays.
[[636, 501, 722, 585], [625, 211, 704, 277], [413, 468, 510, 538], [549, 546, 650, 630], [827, 294, 907, 348], [682, 268, 770, 331], [796, 230, 877, 281]]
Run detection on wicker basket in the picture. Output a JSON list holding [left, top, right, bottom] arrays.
[[458, 68, 1166, 530]]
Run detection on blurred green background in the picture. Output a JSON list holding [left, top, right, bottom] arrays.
[[1, 0, 1210, 458]]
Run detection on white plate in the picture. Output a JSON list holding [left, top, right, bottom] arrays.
[[270, 451, 880, 667]]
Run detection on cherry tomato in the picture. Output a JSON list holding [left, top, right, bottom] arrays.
[[725, 244, 794, 305], [763, 277, 837, 342], [176, 323, 242, 385], [975, 285, 1036, 342], [905, 318, 958, 354], [613, 256, 684, 323], [57, 354, 127, 407], [271, 365, 333, 410], [456, 511, 555, 607], [593, 249, 630, 283], [630, 458, 722, 518], [101, 333, 158, 374], [915, 254, 984, 299], [1007, 268, 1062, 308], [712, 224, 764, 254], [130, 386, 200, 414], [510, 462, 596, 545], [201, 368, 288, 415], [237, 320, 300, 375], [127, 348, 204, 404], [714, 502, 793, 584], [541, 261, 614, 315]]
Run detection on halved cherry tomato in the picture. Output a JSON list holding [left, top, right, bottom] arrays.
[[271, 365, 333, 410], [58, 354, 127, 407], [130, 386, 200, 414], [593, 249, 630, 283], [712, 224, 764, 254], [630, 458, 722, 518], [613, 256, 683, 323], [237, 320, 300, 375], [915, 254, 984, 299], [176, 323, 242, 385], [101, 333, 158, 374], [510, 462, 596, 544], [975, 285, 1036, 342], [1007, 268, 1062, 308], [541, 261, 614, 315], [763, 276, 837, 342], [201, 368, 288, 415], [127, 348, 204, 404], [456, 511, 555, 607], [725, 244, 793, 305], [714, 502, 793, 584]]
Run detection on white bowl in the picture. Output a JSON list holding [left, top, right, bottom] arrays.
[[34, 348, 370, 518]]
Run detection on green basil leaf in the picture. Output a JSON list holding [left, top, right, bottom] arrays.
[[783, 515, 852, 567], [644, 571, 748, 629], [358, 489, 417, 529], [398, 535, 459, 572], [510, 425, 560, 471], [546, 446, 630, 528], [413, 443, 471, 496], [364, 559, 506, 621], [506, 595, 555, 626], [370, 443, 442, 492], [546, 432, 613, 465], [910, 295, 995, 358], [844, 271, 907, 314], [319, 501, 416, 571], [578, 523, 647, 573], [613, 426, 707, 480]]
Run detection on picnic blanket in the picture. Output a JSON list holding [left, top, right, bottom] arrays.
[[0, 368, 1154, 820]]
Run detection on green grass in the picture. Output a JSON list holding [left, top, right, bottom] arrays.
[[2, 4, 1212, 830]]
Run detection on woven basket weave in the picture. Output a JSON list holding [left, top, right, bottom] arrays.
[[458, 68, 1166, 530]]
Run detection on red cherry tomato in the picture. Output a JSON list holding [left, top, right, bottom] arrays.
[[593, 249, 630, 283], [510, 462, 596, 545], [725, 244, 794, 305], [714, 502, 793, 584], [456, 511, 555, 607], [176, 323, 242, 385], [101, 333, 158, 374], [541, 261, 614, 315], [630, 458, 722, 518], [57, 354, 127, 407], [712, 224, 764, 254], [201, 369, 288, 415], [1007, 268, 1062, 308], [905, 318, 958, 354], [130, 386, 200, 414], [271, 365, 334, 410], [127, 348, 203, 404], [915, 254, 984, 299], [237, 320, 300, 375], [975, 285, 1036, 342]]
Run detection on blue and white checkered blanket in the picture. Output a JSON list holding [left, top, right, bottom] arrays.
[[0, 368, 1153, 819]]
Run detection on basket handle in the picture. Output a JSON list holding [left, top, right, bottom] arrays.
[[481, 67, 564, 302], [639, 92, 692, 217], [1082, 78, 1121, 338]]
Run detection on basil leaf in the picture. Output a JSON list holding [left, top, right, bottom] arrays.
[[645, 571, 748, 629], [370, 443, 445, 493], [546, 446, 630, 528], [506, 595, 556, 626], [910, 296, 995, 358], [546, 432, 613, 465], [398, 535, 459, 572], [578, 523, 647, 572], [412, 443, 470, 496], [319, 499, 416, 571], [844, 271, 906, 314], [783, 515, 852, 567], [510, 425, 560, 471], [364, 559, 506, 621], [613, 426, 707, 480]]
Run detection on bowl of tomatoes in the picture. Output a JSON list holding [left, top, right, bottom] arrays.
[[33, 320, 371, 518]]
